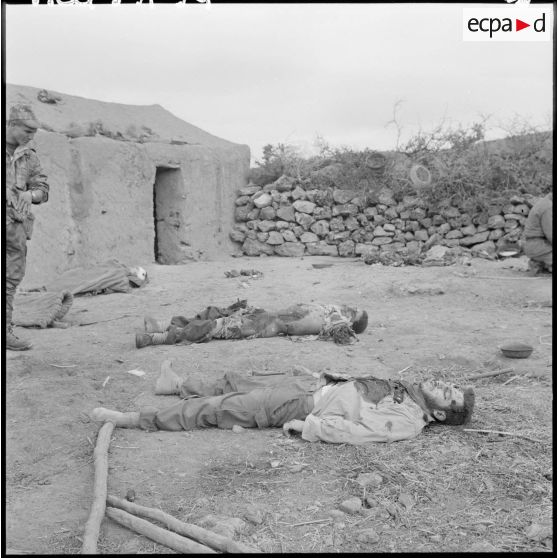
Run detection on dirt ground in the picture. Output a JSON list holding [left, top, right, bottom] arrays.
[[5, 255, 554, 554]]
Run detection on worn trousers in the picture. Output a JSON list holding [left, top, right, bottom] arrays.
[[139, 372, 317, 431], [5, 220, 28, 328]]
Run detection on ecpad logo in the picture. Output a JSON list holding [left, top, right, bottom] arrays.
[[463, 7, 552, 41]]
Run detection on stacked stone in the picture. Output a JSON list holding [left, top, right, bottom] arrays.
[[230, 176, 533, 258]]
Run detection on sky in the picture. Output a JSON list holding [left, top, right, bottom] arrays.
[[4, 2, 555, 163]]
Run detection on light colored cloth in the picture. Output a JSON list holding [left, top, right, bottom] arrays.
[[13, 290, 73, 328], [302, 381, 429, 444], [42, 259, 147, 295]]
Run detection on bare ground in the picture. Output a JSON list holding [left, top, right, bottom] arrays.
[[5, 255, 554, 554]]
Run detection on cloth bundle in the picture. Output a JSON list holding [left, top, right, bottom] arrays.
[[13, 290, 73, 329]]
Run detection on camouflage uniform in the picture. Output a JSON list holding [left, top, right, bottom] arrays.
[[5, 108, 49, 340]]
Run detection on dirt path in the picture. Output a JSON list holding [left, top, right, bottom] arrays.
[[5, 256, 553, 553]]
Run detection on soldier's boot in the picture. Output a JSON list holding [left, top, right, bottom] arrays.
[[154, 359, 182, 395], [6, 326, 32, 351], [144, 316, 167, 333], [135, 331, 170, 349]]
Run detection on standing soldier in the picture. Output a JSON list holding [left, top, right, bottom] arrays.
[[5, 104, 50, 350]]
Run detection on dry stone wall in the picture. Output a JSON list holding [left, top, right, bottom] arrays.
[[230, 176, 532, 259]]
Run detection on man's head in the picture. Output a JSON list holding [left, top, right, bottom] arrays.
[[351, 310, 368, 334], [419, 380, 474, 425], [7, 104, 40, 146]]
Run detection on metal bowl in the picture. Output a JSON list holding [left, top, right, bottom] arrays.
[[501, 342, 534, 359]]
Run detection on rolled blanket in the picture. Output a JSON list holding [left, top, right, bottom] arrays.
[[13, 290, 74, 329]]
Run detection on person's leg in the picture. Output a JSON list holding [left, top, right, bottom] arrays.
[[144, 316, 168, 333], [148, 385, 314, 431], [6, 221, 31, 351], [93, 385, 314, 431]]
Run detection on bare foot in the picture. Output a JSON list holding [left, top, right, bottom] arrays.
[[91, 407, 140, 428], [154, 359, 182, 395]]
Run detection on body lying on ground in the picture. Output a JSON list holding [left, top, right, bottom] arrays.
[[522, 192, 553, 273], [92, 360, 475, 444], [135, 301, 368, 348]]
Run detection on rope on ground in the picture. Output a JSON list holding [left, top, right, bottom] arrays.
[[81, 421, 114, 554]]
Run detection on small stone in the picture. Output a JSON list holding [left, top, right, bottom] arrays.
[[291, 186, 307, 200], [259, 206, 276, 220], [232, 425, 245, 433], [253, 192, 272, 208], [276, 205, 296, 222], [125, 489, 136, 502], [275, 242, 305, 257], [257, 220, 276, 233], [329, 509, 345, 519], [461, 224, 477, 236], [293, 200, 316, 214], [244, 507, 265, 525], [338, 239, 356, 257], [356, 472, 383, 488], [424, 245, 449, 261], [229, 229, 246, 243], [356, 528, 380, 544], [310, 220, 329, 236], [300, 232, 319, 243], [235, 195, 251, 206], [238, 185, 262, 196], [373, 226, 390, 237], [339, 497, 362, 514], [398, 492, 414, 509], [459, 231, 490, 246], [295, 212, 315, 229], [282, 230, 297, 243], [333, 189, 358, 204], [266, 231, 284, 245], [414, 229, 429, 242], [525, 522, 553, 542]]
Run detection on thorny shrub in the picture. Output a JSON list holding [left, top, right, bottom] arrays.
[[252, 121, 552, 211]]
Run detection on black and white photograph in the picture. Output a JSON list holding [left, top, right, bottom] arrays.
[[3, 0, 554, 553]]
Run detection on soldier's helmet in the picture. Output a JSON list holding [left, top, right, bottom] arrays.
[[9, 104, 40, 129]]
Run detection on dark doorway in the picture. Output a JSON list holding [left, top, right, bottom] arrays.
[[153, 166, 185, 264]]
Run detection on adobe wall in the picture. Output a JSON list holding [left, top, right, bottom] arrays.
[[21, 132, 250, 289]]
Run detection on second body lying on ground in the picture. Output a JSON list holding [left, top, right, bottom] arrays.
[[136, 301, 369, 348], [92, 360, 474, 444]]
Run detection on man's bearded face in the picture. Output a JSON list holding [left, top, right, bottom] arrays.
[[420, 380, 464, 410]]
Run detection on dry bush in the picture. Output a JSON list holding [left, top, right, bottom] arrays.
[[252, 118, 552, 210]]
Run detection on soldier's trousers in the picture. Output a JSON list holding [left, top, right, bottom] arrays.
[[5, 220, 28, 328], [138, 372, 317, 431], [523, 237, 553, 269]]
